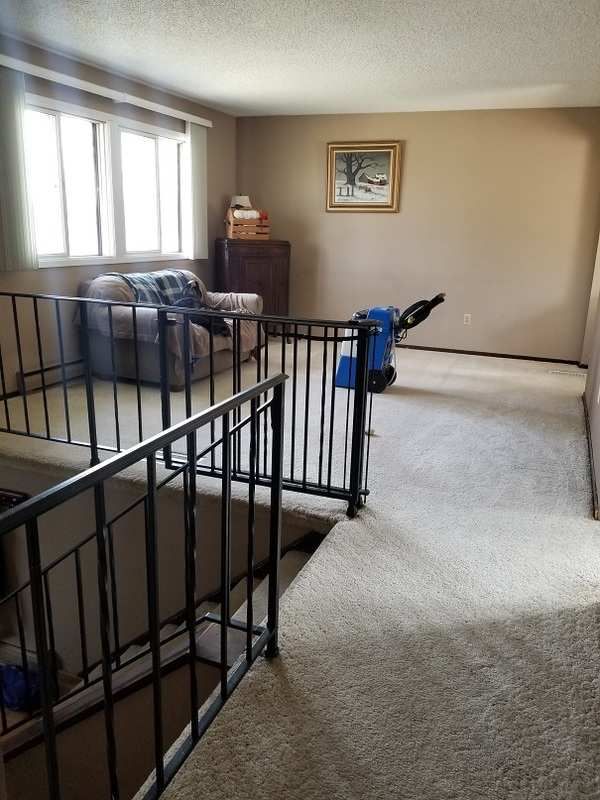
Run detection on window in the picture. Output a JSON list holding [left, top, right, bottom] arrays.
[[120, 130, 181, 254], [23, 99, 187, 266], [24, 108, 103, 257], [121, 130, 159, 252]]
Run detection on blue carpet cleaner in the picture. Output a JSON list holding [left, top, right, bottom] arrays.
[[336, 294, 446, 393]]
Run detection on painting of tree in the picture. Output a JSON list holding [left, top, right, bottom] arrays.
[[327, 141, 402, 212], [336, 152, 380, 187]]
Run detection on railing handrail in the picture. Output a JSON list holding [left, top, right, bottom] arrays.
[[0, 374, 286, 536], [0, 286, 374, 515], [0, 371, 287, 797], [0, 289, 379, 330]]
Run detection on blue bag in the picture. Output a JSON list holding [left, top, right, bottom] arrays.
[[0, 663, 40, 711]]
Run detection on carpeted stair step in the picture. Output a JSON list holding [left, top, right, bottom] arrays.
[[233, 549, 312, 623], [0, 549, 314, 755]]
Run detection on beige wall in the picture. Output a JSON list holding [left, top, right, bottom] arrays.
[[237, 109, 600, 361], [0, 34, 237, 288], [2, 33, 600, 362]]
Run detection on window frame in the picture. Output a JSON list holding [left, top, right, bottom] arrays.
[[24, 94, 189, 269]]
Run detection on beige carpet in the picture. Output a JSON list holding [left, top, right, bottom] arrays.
[[158, 350, 600, 800]]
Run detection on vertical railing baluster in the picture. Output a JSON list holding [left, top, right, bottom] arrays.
[[343, 331, 355, 489], [54, 300, 72, 443], [145, 456, 165, 791], [348, 327, 370, 516], [26, 519, 61, 799], [183, 314, 192, 421], [263, 329, 269, 476], [12, 296, 30, 435], [246, 398, 257, 662], [280, 325, 286, 479], [158, 309, 172, 467], [131, 306, 144, 443], [236, 319, 242, 472], [184, 429, 199, 742], [106, 524, 121, 668], [0, 335, 11, 431], [266, 381, 285, 658], [79, 302, 99, 465], [264, 321, 270, 380], [364, 333, 376, 498], [33, 297, 51, 438], [255, 323, 262, 478], [209, 317, 215, 472], [231, 318, 238, 476], [94, 483, 120, 799], [42, 572, 58, 699], [318, 327, 328, 486], [327, 328, 339, 491], [280, 324, 286, 373], [290, 324, 298, 482], [0, 669, 7, 733], [220, 413, 231, 699], [74, 550, 89, 685], [182, 314, 196, 506], [302, 328, 312, 488], [107, 306, 121, 451], [15, 593, 31, 712]]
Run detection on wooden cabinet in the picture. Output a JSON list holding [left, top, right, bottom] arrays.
[[214, 238, 290, 316]]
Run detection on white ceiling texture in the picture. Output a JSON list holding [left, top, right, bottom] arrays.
[[0, 0, 599, 116]]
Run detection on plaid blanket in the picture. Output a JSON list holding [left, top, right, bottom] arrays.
[[108, 270, 190, 306]]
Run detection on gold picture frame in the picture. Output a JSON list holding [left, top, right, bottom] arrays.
[[326, 141, 402, 212]]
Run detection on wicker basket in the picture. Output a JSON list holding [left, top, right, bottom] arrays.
[[225, 208, 270, 240]]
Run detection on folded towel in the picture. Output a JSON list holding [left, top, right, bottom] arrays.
[[233, 209, 260, 220]]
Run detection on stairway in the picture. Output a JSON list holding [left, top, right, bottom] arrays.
[[82, 548, 311, 691], [2, 548, 313, 800]]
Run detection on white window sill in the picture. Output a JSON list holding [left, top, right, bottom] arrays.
[[38, 253, 190, 269]]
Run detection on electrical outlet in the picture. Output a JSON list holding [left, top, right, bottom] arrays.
[[463, 313, 472, 326]]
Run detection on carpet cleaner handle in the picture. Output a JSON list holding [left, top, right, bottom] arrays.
[[397, 292, 446, 332], [429, 292, 446, 309]]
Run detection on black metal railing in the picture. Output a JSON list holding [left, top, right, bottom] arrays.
[[0, 291, 377, 515], [0, 375, 286, 799]]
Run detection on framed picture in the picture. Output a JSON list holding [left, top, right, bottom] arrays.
[[326, 141, 402, 212]]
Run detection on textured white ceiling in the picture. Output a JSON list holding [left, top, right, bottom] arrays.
[[1, 0, 599, 116]]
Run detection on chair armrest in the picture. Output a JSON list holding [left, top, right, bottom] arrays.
[[205, 291, 263, 316]]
